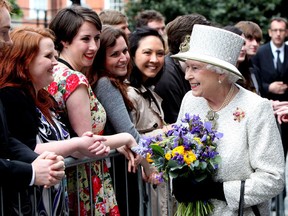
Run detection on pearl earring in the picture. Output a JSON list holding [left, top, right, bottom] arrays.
[[218, 80, 222, 84]]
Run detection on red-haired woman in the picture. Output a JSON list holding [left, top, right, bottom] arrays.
[[0, 26, 110, 215]]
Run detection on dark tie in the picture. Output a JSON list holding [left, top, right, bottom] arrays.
[[276, 50, 283, 74]]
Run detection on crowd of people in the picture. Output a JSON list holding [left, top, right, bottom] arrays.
[[0, 0, 287, 215]]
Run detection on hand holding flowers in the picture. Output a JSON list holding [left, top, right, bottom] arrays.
[[132, 113, 223, 216]]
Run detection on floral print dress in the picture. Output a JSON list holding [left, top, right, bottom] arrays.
[[48, 65, 119, 216]]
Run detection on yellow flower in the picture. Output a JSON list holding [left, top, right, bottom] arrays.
[[146, 153, 153, 163], [172, 146, 185, 156], [184, 150, 197, 165], [165, 152, 172, 160], [193, 137, 202, 145]]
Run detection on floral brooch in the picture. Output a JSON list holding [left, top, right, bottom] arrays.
[[233, 107, 245, 122]]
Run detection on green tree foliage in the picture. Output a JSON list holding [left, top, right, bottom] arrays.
[[8, 0, 23, 18], [125, 0, 284, 42]]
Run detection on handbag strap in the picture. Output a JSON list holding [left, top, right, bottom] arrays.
[[238, 180, 261, 216], [252, 205, 261, 216], [238, 180, 245, 216]]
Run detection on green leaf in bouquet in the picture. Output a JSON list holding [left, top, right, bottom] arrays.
[[160, 135, 176, 147], [214, 155, 222, 163], [150, 144, 164, 157], [168, 161, 187, 178], [169, 171, 178, 179], [209, 145, 217, 150], [168, 160, 186, 171], [167, 159, 178, 167], [199, 161, 207, 170], [153, 157, 165, 170], [190, 159, 199, 171], [162, 171, 169, 181], [208, 155, 221, 170], [167, 139, 177, 148], [194, 173, 207, 182]]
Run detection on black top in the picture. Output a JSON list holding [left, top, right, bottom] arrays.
[[0, 87, 39, 149], [154, 54, 190, 123], [0, 95, 37, 188]]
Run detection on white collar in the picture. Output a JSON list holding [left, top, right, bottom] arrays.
[[270, 41, 285, 54]]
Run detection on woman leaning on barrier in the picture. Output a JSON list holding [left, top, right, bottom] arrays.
[[47, 5, 156, 215], [0, 26, 112, 215]]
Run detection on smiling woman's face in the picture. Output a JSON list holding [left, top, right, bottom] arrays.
[[134, 35, 165, 82], [184, 60, 220, 99], [105, 36, 130, 77], [29, 37, 58, 92], [61, 21, 101, 71]]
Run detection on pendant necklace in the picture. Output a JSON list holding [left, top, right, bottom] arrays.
[[206, 84, 235, 129]]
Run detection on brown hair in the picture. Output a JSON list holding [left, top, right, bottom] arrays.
[[166, 14, 211, 54], [135, 10, 165, 28], [88, 25, 134, 110], [99, 9, 128, 25], [235, 21, 262, 43], [0, 26, 57, 122], [49, 5, 102, 52], [269, 17, 288, 29]]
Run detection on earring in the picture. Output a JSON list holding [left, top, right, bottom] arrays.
[[218, 80, 222, 84]]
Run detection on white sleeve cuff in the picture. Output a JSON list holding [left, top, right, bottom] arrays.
[[29, 164, 35, 186]]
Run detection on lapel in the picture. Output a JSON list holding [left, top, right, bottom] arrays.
[[267, 43, 276, 70], [139, 85, 164, 120], [283, 45, 288, 73]]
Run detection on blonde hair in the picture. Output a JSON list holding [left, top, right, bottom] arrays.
[[0, 0, 11, 11]]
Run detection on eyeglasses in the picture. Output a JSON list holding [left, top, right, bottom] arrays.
[[270, 29, 286, 33]]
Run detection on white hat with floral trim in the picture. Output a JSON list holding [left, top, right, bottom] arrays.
[[171, 24, 245, 80]]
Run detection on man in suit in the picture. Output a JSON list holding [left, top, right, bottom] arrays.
[[253, 17, 288, 156], [0, 0, 65, 189]]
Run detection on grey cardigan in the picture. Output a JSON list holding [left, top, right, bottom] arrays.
[[94, 77, 141, 142]]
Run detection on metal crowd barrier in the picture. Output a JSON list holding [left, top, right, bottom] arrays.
[[0, 150, 174, 216], [0, 150, 284, 215]]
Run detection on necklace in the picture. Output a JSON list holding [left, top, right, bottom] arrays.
[[58, 58, 75, 70], [206, 84, 235, 129]]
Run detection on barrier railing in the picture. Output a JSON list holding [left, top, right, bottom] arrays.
[[0, 150, 284, 215]]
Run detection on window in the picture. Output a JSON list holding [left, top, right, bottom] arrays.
[[67, 0, 87, 6], [105, 0, 125, 12], [29, 0, 47, 19]]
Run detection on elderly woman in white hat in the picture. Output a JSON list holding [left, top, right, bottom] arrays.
[[171, 25, 285, 215]]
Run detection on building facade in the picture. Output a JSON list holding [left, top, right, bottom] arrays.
[[13, 0, 128, 27]]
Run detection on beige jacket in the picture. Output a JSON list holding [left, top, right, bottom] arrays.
[[127, 85, 164, 133]]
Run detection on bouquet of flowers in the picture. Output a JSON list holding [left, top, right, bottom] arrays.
[[132, 113, 223, 216]]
